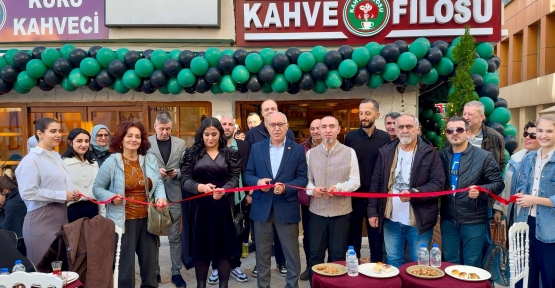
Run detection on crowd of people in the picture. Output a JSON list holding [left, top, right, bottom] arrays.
[[0, 98, 554, 288]]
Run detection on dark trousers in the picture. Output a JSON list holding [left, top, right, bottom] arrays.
[[308, 212, 350, 286], [251, 225, 286, 269], [67, 201, 99, 223], [301, 204, 310, 266], [119, 218, 158, 288], [349, 210, 384, 261]]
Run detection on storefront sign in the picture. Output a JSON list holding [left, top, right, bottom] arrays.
[[236, 0, 501, 46], [0, 0, 108, 42]]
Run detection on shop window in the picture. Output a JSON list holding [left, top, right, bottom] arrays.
[[90, 107, 144, 133], [0, 108, 24, 166], [147, 103, 210, 148], [29, 108, 85, 154]]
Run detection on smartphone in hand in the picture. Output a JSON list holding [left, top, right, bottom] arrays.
[[165, 168, 175, 173]]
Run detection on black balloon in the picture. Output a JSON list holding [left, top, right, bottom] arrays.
[[394, 40, 409, 54], [142, 49, 153, 59], [246, 74, 262, 92], [258, 65, 276, 83], [285, 48, 301, 64], [69, 48, 87, 67], [380, 44, 400, 62], [124, 50, 141, 69], [179, 50, 195, 68], [471, 74, 484, 92], [324, 51, 343, 70], [299, 73, 315, 90], [95, 69, 115, 87], [494, 97, 508, 109], [483, 117, 490, 125], [433, 107, 441, 114], [504, 136, 518, 154], [32, 46, 46, 59], [133, 86, 143, 92], [340, 78, 355, 91], [233, 49, 248, 66], [163, 59, 181, 78], [194, 77, 210, 93], [13, 52, 32, 71], [367, 55, 387, 73], [53, 58, 73, 77], [218, 55, 236, 74], [108, 60, 126, 78], [311, 63, 329, 81], [413, 59, 432, 76], [338, 45, 354, 60], [392, 72, 408, 85], [425, 48, 443, 64], [195, 52, 205, 58], [184, 86, 196, 94], [479, 83, 500, 99], [43, 68, 63, 86], [0, 79, 13, 93], [150, 70, 168, 88], [272, 54, 290, 73], [204, 67, 222, 84], [487, 122, 505, 135], [1, 65, 19, 82], [88, 46, 102, 58], [490, 56, 501, 69], [237, 83, 249, 93], [37, 78, 54, 91], [141, 79, 157, 94], [287, 82, 301, 94], [87, 77, 103, 92], [432, 40, 449, 55], [487, 60, 497, 73]]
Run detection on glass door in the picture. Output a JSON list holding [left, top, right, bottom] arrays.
[[29, 107, 86, 153], [333, 104, 360, 143]]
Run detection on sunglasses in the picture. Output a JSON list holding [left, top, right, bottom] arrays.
[[446, 127, 466, 135], [523, 131, 537, 139]]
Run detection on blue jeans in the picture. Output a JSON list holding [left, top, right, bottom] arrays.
[[383, 219, 433, 268], [440, 219, 486, 267]]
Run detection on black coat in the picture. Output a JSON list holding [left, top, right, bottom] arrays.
[[439, 144, 505, 225], [92, 148, 111, 167], [0, 189, 26, 238], [367, 136, 446, 234], [245, 122, 296, 148]]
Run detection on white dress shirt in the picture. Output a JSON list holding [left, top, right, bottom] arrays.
[[64, 157, 106, 217]]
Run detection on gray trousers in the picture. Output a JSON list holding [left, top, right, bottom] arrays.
[[120, 218, 158, 288], [254, 208, 300, 288], [156, 204, 183, 275]]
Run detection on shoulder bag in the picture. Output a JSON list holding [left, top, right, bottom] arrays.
[[143, 160, 173, 236], [482, 222, 510, 286]]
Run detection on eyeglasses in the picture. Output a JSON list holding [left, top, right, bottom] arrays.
[[268, 123, 287, 129], [446, 127, 466, 135], [97, 134, 110, 138], [396, 124, 414, 130], [523, 131, 537, 139]]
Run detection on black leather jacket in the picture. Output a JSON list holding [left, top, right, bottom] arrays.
[[92, 148, 111, 167], [439, 144, 505, 225]]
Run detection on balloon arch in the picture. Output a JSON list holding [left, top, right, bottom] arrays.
[[0, 38, 514, 154]]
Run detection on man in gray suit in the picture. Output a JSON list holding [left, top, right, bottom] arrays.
[[147, 111, 187, 288]]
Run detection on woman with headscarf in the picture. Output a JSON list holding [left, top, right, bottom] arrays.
[[91, 124, 112, 167]]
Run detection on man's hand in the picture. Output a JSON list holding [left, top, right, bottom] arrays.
[[167, 169, 178, 178], [112, 194, 124, 206], [468, 185, 479, 199], [399, 190, 410, 202], [156, 198, 167, 211], [258, 178, 272, 192], [494, 210, 502, 223], [159, 168, 168, 178], [313, 187, 327, 198], [369, 217, 379, 228], [245, 195, 252, 205], [325, 186, 338, 199], [274, 182, 285, 195]]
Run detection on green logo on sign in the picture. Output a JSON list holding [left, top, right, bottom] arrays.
[[343, 0, 390, 37]]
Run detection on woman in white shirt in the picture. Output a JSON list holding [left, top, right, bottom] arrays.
[[15, 118, 81, 265], [62, 128, 106, 223]]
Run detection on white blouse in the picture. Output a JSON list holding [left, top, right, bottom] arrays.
[[64, 157, 106, 217]]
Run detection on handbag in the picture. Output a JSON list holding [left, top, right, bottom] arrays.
[[143, 160, 173, 236], [482, 223, 510, 286], [231, 199, 245, 236]]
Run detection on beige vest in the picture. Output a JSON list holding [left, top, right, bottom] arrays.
[[308, 143, 353, 217]]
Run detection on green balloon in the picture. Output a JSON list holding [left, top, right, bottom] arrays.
[[432, 136, 442, 147], [409, 41, 428, 59], [313, 80, 328, 94], [415, 38, 431, 50], [421, 108, 434, 119], [79, 58, 101, 77], [150, 50, 169, 70], [284, 64, 302, 83], [260, 48, 276, 65], [167, 78, 183, 95], [436, 58, 454, 76], [13, 82, 31, 94], [406, 72, 421, 86], [135, 59, 155, 78], [451, 37, 461, 47], [271, 74, 288, 93], [470, 58, 488, 76], [438, 119, 446, 128], [365, 42, 382, 57], [96, 48, 116, 68], [448, 86, 455, 95], [504, 149, 510, 165], [474, 91, 479, 99], [422, 68, 439, 85], [221, 49, 234, 57], [41, 48, 61, 67], [190, 57, 209, 76], [426, 131, 437, 140], [311, 46, 327, 63], [60, 44, 75, 59], [298, 52, 316, 72], [113, 78, 130, 94], [351, 48, 370, 68], [276, 51, 285, 55], [219, 75, 237, 93], [210, 83, 223, 94], [61, 77, 77, 91], [69, 68, 88, 87], [26, 59, 47, 78], [489, 107, 511, 126], [483, 72, 500, 85], [232, 65, 250, 84], [476, 42, 494, 59], [325, 70, 343, 89], [177, 68, 196, 87], [158, 86, 169, 94], [431, 113, 443, 123], [479, 97, 495, 115], [205, 47, 222, 68], [122, 70, 141, 89], [261, 82, 273, 94], [4, 49, 20, 65], [445, 47, 458, 64], [0, 57, 7, 70], [116, 48, 130, 61], [382, 63, 401, 82], [245, 53, 264, 73], [397, 52, 418, 71], [16, 71, 37, 89], [504, 124, 517, 137], [338, 59, 358, 78], [367, 74, 383, 89], [169, 49, 181, 60]]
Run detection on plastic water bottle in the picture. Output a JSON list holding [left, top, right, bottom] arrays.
[[0, 268, 9, 288], [347, 251, 359, 276], [346, 245, 354, 260], [418, 244, 429, 266], [430, 243, 442, 268], [12, 260, 25, 272]]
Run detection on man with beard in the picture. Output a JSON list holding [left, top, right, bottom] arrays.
[[247, 113, 262, 130], [384, 112, 401, 141], [344, 99, 390, 262], [368, 114, 445, 268]]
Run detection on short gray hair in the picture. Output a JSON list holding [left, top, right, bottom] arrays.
[[155, 111, 172, 124], [464, 101, 485, 116], [269, 112, 288, 123], [385, 112, 401, 120], [395, 114, 420, 127]]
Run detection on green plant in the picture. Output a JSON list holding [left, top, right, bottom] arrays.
[[447, 26, 478, 117]]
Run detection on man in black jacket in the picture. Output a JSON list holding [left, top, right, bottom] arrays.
[[367, 114, 445, 268], [0, 175, 27, 256], [439, 116, 504, 268]]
